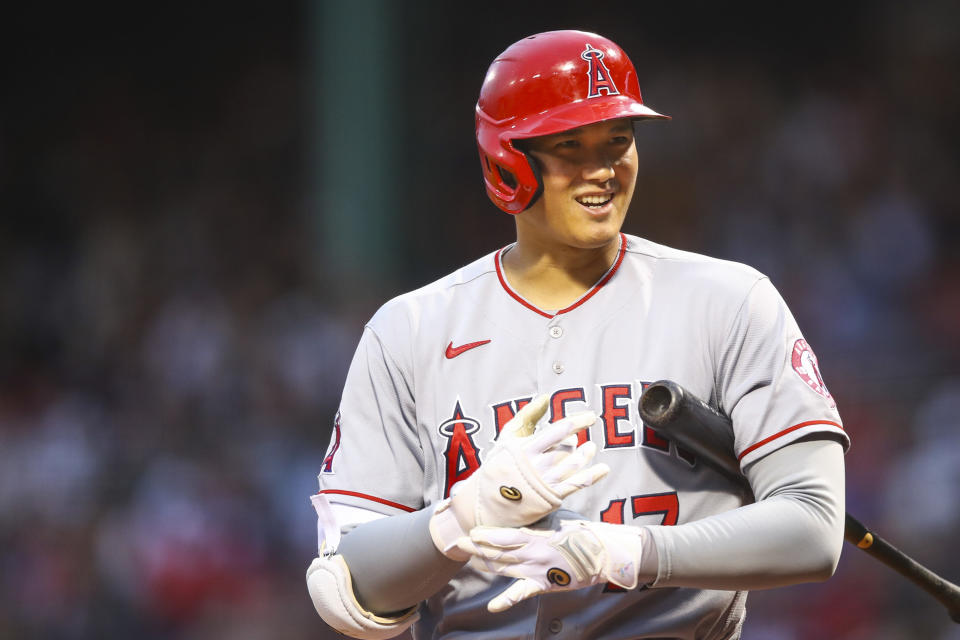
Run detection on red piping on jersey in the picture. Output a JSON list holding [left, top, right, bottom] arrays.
[[494, 233, 627, 318], [494, 249, 552, 318], [738, 420, 844, 461], [318, 490, 416, 513], [562, 234, 627, 313]]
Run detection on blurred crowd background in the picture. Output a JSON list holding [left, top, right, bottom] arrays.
[[1, 2, 958, 638]]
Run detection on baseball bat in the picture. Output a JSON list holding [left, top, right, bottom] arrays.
[[638, 379, 960, 624]]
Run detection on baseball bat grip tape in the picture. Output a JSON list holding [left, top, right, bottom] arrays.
[[639, 379, 960, 624]]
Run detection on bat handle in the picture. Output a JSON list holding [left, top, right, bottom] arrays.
[[845, 514, 960, 623]]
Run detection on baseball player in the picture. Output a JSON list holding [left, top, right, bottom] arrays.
[[307, 30, 849, 640]]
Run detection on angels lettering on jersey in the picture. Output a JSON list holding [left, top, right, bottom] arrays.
[[438, 401, 482, 495], [438, 381, 697, 498]]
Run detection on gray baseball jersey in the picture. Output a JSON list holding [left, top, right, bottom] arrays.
[[317, 233, 848, 639]]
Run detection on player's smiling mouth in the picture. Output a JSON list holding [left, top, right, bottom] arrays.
[[575, 193, 615, 209]]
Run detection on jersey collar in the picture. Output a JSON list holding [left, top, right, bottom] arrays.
[[494, 233, 627, 319]]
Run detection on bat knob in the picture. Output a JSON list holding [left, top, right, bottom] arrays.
[[640, 380, 683, 425]]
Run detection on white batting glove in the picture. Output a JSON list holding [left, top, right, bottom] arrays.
[[429, 395, 609, 560], [458, 520, 644, 612]]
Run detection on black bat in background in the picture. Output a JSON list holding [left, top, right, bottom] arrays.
[[638, 379, 960, 624]]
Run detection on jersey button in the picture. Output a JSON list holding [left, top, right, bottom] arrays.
[[552, 361, 564, 374], [548, 619, 563, 634], [549, 326, 563, 338]]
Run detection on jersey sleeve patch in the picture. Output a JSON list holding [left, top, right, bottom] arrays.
[[791, 339, 835, 408]]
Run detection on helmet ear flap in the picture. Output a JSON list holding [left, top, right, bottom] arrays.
[[479, 150, 514, 196], [476, 133, 543, 215]]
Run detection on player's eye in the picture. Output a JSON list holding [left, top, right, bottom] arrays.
[[554, 139, 580, 149], [610, 135, 632, 145]]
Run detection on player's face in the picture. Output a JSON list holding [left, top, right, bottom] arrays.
[[519, 118, 638, 251]]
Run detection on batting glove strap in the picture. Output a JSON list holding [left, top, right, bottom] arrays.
[[428, 443, 565, 561], [462, 439, 564, 526], [588, 521, 645, 589], [459, 520, 644, 612], [542, 521, 643, 590], [428, 498, 470, 561]]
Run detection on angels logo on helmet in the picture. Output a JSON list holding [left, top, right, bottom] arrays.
[[581, 44, 620, 98]]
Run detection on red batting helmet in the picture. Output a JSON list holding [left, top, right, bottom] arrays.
[[476, 30, 669, 215]]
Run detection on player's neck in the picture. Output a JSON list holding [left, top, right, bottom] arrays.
[[501, 236, 620, 311]]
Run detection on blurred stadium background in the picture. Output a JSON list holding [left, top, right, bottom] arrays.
[[1, 2, 958, 638]]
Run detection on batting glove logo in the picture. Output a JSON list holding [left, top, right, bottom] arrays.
[[546, 567, 572, 586], [499, 486, 522, 501]]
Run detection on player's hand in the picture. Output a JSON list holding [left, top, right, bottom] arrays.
[[429, 395, 609, 560], [458, 520, 644, 612]]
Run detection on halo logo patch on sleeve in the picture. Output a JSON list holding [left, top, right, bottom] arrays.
[[791, 339, 835, 407]]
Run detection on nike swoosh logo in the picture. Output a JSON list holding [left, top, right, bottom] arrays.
[[445, 340, 491, 359]]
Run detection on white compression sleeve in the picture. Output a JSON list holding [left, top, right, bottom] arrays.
[[645, 438, 845, 590], [336, 503, 465, 614]]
